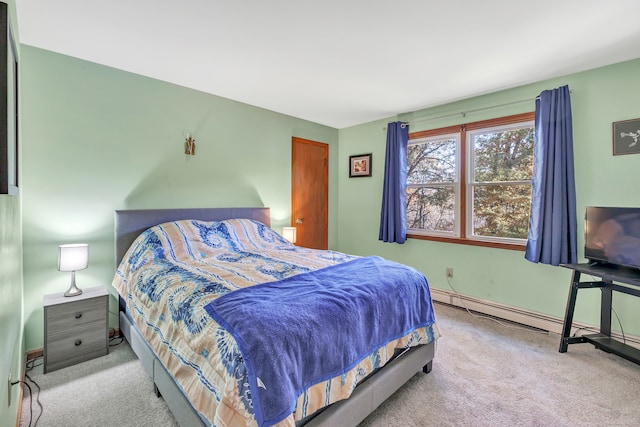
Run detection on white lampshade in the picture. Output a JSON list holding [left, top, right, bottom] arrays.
[[58, 244, 88, 297], [282, 227, 297, 244], [58, 244, 89, 271]]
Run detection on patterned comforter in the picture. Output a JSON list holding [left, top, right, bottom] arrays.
[[112, 218, 438, 426]]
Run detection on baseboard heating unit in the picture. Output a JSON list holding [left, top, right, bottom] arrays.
[[430, 288, 640, 350]]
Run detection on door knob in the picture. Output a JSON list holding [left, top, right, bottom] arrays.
[[296, 218, 303, 224]]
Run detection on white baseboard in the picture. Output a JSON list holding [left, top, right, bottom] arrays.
[[430, 287, 640, 350]]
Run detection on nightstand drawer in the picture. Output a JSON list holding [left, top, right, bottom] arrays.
[[43, 286, 109, 373], [45, 324, 108, 372], [46, 296, 107, 335]]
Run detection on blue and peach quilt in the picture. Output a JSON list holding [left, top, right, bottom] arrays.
[[112, 218, 438, 427]]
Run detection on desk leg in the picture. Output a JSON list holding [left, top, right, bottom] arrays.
[[559, 270, 581, 353], [601, 280, 612, 336]]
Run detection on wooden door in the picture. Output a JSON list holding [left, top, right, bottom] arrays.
[[291, 137, 328, 249]]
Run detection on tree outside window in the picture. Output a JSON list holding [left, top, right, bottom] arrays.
[[407, 134, 459, 235]]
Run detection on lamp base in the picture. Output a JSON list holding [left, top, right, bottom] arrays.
[[64, 283, 83, 297]]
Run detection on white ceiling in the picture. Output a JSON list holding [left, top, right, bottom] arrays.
[[15, 0, 640, 129]]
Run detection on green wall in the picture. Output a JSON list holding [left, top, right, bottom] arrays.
[[0, 196, 22, 427], [20, 46, 339, 351], [0, 0, 23, 425], [338, 58, 640, 335]]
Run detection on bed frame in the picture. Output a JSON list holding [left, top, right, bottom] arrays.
[[114, 207, 435, 427]]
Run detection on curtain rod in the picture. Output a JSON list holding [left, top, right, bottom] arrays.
[[392, 89, 574, 129], [400, 97, 532, 128]]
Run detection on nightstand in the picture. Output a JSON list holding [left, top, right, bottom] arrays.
[[43, 286, 109, 373]]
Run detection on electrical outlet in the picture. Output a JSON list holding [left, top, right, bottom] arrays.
[[7, 373, 11, 407], [446, 267, 453, 279]]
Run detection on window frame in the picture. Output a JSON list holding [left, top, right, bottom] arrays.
[[406, 112, 535, 251]]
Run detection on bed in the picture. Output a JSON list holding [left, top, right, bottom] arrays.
[[113, 207, 438, 427]]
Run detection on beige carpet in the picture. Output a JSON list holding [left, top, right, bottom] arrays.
[[19, 340, 177, 427], [20, 302, 640, 426], [361, 303, 640, 426]]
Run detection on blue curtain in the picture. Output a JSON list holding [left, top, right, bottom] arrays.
[[379, 122, 408, 243], [525, 85, 577, 266]]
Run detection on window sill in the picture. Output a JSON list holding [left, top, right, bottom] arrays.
[[406, 233, 526, 251]]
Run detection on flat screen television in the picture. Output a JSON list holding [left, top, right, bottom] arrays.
[[585, 206, 640, 270]]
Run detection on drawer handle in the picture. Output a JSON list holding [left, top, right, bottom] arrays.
[[75, 313, 82, 319], [75, 339, 82, 346]]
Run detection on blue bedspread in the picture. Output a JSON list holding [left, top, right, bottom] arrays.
[[204, 255, 435, 426]]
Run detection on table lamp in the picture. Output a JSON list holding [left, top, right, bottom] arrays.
[[282, 227, 297, 244], [58, 243, 88, 297]]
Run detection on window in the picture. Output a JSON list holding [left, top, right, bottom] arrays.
[[406, 112, 535, 249], [406, 133, 460, 236]]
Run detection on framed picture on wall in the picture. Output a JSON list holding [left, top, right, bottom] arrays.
[[0, 3, 19, 195], [349, 153, 372, 178], [613, 118, 640, 156]]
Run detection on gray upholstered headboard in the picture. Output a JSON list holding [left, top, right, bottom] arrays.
[[114, 207, 271, 267]]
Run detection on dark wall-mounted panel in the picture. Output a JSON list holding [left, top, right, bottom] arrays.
[[0, 2, 18, 195]]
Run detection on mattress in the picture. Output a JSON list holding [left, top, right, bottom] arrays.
[[112, 218, 438, 426]]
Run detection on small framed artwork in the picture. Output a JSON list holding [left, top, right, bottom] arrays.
[[613, 118, 640, 156], [349, 153, 372, 178]]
